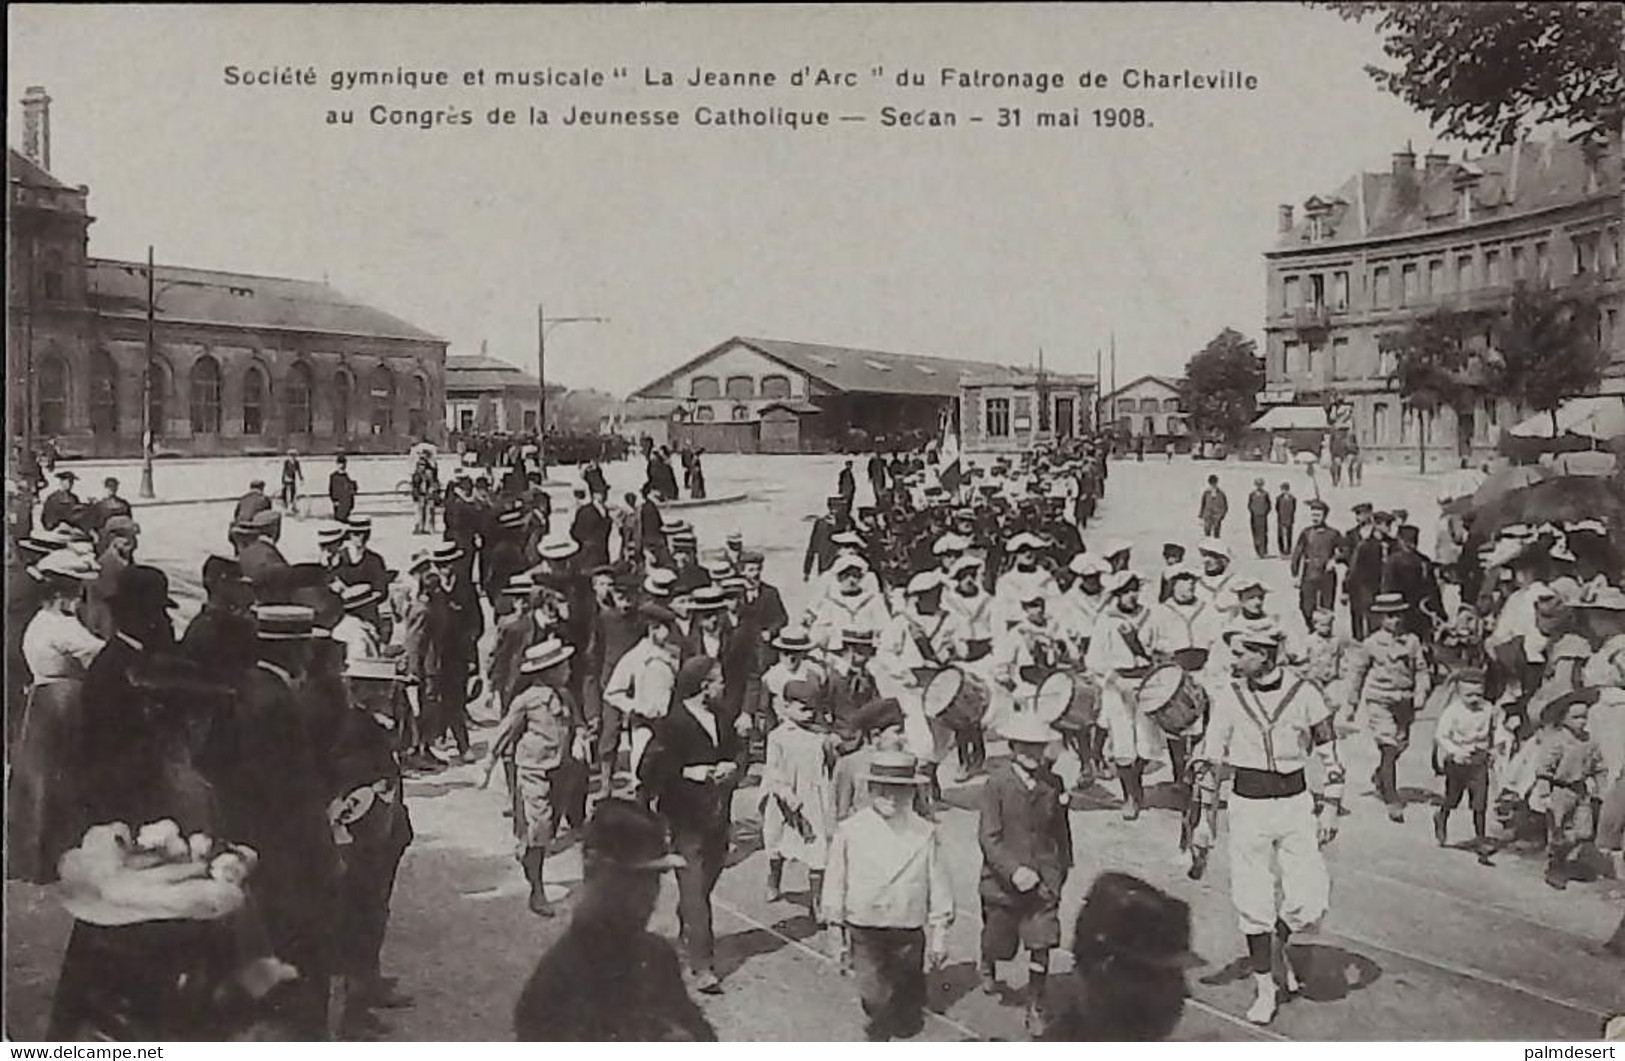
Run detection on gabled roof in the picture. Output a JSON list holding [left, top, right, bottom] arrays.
[[445, 354, 539, 392], [7, 147, 73, 191], [87, 259, 442, 344], [1275, 133, 1620, 252], [633, 336, 1053, 399], [1103, 374, 1182, 401]]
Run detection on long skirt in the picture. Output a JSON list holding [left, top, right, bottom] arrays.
[[49, 919, 242, 1040], [7, 681, 88, 884]]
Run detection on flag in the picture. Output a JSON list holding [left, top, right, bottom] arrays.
[[936, 419, 962, 497]]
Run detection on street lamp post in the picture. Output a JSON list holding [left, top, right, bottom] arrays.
[[137, 247, 218, 498], [535, 302, 608, 477]]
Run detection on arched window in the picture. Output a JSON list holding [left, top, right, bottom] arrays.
[[694, 405, 716, 423], [725, 375, 754, 400], [41, 250, 65, 302], [38, 353, 68, 436], [285, 361, 313, 434], [242, 364, 266, 435], [333, 370, 352, 437], [147, 357, 169, 441], [408, 375, 428, 439], [1142, 416, 1157, 437], [369, 365, 395, 436], [90, 350, 119, 436], [760, 374, 791, 400], [731, 404, 750, 421], [689, 375, 720, 400], [190, 355, 222, 434]]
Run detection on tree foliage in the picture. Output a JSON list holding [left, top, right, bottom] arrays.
[[1312, 2, 1624, 147], [1494, 283, 1607, 430], [1383, 306, 1496, 467], [1181, 328, 1264, 441]]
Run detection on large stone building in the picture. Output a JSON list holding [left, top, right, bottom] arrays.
[[627, 336, 1076, 454], [7, 91, 445, 460], [959, 368, 1096, 455], [1262, 134, 1623, 463]]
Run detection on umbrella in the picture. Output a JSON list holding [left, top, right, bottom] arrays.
[[1437, 467, 1488, 504], [1293, 451, 1319, 465], [1462, 476, 1625, 573], [1509, 396, 1625, 441], [1550, 451, 1618, 478], [1471, 464, 1552, 510]]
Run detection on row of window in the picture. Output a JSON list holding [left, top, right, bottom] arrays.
[[34, 352, 429, 439], [1280, 225, 1623, 315], [982, 395, 1079, 439], [1364, 397, 1503, 447], [1277, 305, 1623, 381], [687, 374, 793, 400], [1108, 397, 1181, 414]]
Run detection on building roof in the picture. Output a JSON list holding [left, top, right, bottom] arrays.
[[1274, 134, 1620, 253], [635, 336, 1085, 400], [1251, 405, 1328, 431], [445, 354, 539, 393], [87, 259, 443, 344], [7, 147, 74, 191], [1103, 374, 1182, 402]]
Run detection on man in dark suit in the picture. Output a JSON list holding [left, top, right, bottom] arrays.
[[638, 655, 748, 995], [803, 495, 852, 581], [637, 483, 668, 569], [1346, 510, 1392, 640], [232, 478, 273, 527], [39, 470, 82, 531], [235, 509, 291, 591], [571, 484, 614, 571], [328, 455, 359, 523]]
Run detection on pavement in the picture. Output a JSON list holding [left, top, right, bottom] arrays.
[[6, 454, 1623, 1041]]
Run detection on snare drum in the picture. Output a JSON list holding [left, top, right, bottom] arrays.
[[1136, 664, 1210, 736], [1034, 671, 1100, 732], [922, 667, 990, 730]]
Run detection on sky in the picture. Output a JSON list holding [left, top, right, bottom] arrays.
[[7, 4, 1468, 396]]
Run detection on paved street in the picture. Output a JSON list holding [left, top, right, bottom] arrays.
[[7, 455, 1622, 1040]]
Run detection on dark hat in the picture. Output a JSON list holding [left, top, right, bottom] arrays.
[[102, 515, 140, 539], [249, 478, 266, 489], [55, 469, 77, 482], [1353, 501, 1373, 514], [782, 679, 820, 705], [1308, 499, 1329, 513], [639, 602, 678, 627], [498, 509, 527, 529], [675, 655, 720, 700], [1072, 871, 1202, 972], [1373, 510, 1396, 525], [346, 515, 374, 534], [860, 750, 929, 786], [248, 509, 282, 531], [201, 554, 248, 588], [583, 798, 686, 872], [110, 565, 178, 612], [853, 696, 905, 734], [740, 549, 765, 565]]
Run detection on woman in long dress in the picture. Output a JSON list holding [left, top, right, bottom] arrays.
[[7, 551, 103, 884]]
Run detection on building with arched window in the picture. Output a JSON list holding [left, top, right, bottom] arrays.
[[8, 129, 446, 458]]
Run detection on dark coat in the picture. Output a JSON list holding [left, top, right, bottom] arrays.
[[803, 515, 846, 579], [639, 699, 745, 838], [571, 502, 614, 571], [232, 491, 272, 526], [637, 499, 667, 566], [514, 922, 715, 1041], [1348, 536, 1390, 600], [977, 761, 1072, 905], [334, 549, 392, 598], [237, 538, 291, 590], [40, 488, 82, 531]]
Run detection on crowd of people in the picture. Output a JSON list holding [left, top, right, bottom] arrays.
[[6, 426, 1622, 1042]]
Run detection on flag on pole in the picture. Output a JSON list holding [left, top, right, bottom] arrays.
[[936, 413, 962, 497]]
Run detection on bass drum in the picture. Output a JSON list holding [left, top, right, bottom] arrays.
[[922, 667, 990, 730], [1034, 671, 1099, 732], [1136, 664, 1210, 736]]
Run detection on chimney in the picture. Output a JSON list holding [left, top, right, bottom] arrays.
[[1580, 138, 1605, 195], [1277, 204, 1294, 233], [479, 339, 488, 357], [1392, 142, 1416, 180], [21, 85, 51, 171], [1424, 151, 1450, 178], [1507, 137, 1524, 204]]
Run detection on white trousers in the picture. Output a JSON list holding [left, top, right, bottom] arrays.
[[1227, 788, 1329, 936], [1100, 678, 1166, 767]]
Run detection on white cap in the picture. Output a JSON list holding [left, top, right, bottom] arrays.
[[1068, 554, 1110, 578], [1198, 537, 1230, 559], [905, 571, 947, 596]]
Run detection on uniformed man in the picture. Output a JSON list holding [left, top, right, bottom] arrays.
[[1344, 504, 1387, 639], [808, 555, 890, 652], [1142, 563, 1224, 788], [1195, 538, 1239, 620], [995, 533, 1060, 631], [1347, 592, 1430, 822], [877, 571, 970, 790], [803, 495, 853, 581], [236, 509, 291, 590], [1247, 479, 1272, 559], [1086, 571, 1159, 820], [1290, 499, 1342, 625], [233, 478, 273, 528], [1189, 622, 1343, 1026]]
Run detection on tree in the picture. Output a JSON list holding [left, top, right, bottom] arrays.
[[1180, 328, 1265, 442], [1382, 306, 1497, 472], [1494, 282, 1607, 437], [1312, 2, 1624, 147]]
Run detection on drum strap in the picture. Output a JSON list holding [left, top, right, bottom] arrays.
[[1230, 678, 1306, 774], [907, 613, 948, 666]]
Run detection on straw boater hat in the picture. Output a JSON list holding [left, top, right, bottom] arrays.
[[1069, 554, 1110, 578], [538, 539, 580, 562], [1576, 586, 1625, 612], [498, 509, 528, 530], [690, 585, 728, 612], [998, 712, 1059, 745], [346, 515, 373, 535], [860, 750, 930, 786], [254, 604, 319, 641], [407, 549, 433, 574], [316, 523, 348, 547], [340, 582, 384, 613], [832, 531, 865, 549], [1223, 619, 1286, 650], [643, 568, 679, 598], [1369, 592, 1409, 615], [19, 527, 72, 558], [520, 638, 575, 674], [842, 627, 877, 650], [905, 571, 947, 596], [344, 656, 403, 682], [35, 549, 99, 585], [773, 626, 815, 653], [430, 543, 464, 565], [502, 572, 538, 597]]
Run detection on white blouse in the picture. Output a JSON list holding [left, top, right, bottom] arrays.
[[22, 608, 105, 684]]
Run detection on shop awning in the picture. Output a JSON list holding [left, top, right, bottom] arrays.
[[1250, 406, 1328, 431]]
